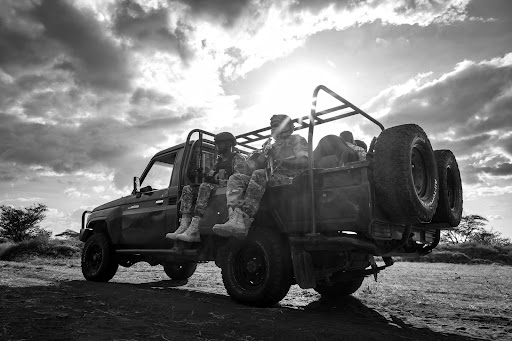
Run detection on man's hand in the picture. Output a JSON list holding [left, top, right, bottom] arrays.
[[248, 152, 267, 170]]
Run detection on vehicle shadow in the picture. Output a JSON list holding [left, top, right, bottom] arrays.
[[0, 280, 488, 341]]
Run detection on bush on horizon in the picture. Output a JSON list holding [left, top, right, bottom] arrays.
[[400, 242, 512, 265], [0, 236, 81, 261]]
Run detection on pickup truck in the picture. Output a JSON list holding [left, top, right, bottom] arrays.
[[80, 85, 463, 307]]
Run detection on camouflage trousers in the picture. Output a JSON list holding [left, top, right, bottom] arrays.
[[180, 183, 219, 217], [226, 169, 291, 218]]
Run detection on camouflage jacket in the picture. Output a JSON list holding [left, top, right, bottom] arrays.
[[215, 152, 248, 179], [270, 134, 308, 177], [346, 142, 367, 161]]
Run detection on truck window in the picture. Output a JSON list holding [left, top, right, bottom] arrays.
[[142, 153, 176, 190]]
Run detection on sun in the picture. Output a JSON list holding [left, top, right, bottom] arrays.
[[258, 62, 345, 119]]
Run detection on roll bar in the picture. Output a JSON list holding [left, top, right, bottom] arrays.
[[306, 85, 384, 235], [182, 86, 385, 236], [235, 85, 384, 153], [181, 129, 216, 186]]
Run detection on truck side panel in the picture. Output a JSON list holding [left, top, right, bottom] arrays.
[[262, 165, 373, 234]]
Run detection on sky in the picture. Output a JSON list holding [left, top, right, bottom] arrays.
[[1, 0, 512, 239]]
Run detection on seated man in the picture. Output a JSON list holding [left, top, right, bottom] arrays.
[[340, 131, 367, 161], [166, 132, 247, 243], [313, 134, 358, 167], [213, 114, 308, 239]]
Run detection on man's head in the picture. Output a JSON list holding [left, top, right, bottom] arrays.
[[270, 114, 294, 139], [340, 131, 354, 144], [214, 132, 236, 154], [355, 139, 367, 152]]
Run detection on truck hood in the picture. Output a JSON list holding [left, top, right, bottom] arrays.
[[93, 196, 128, 212]]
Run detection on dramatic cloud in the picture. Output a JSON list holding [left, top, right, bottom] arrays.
[[475, 163, 512, 176], [0, 0, 133, 92], [364, 52, 512, 195], [31, 0, 133, 91], [0, 110, 194, 188], [3, 0, 512, 238], [112, 0, 194, 61], [367, 53, 512, 145], [180, 0, 254, 28]]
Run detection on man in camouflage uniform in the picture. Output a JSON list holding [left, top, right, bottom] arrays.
[[166, 132, 247, 243], [340, 131, 367, 161], [213, 115, 308, 239]]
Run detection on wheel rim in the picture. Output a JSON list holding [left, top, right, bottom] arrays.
[[85, 243, 102, 272], [411, 145, 429, 199], [446, 166, 456, 209], [233, 243, 267, 290]]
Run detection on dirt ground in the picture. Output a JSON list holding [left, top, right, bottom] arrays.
[[0, 259, 511, 341]]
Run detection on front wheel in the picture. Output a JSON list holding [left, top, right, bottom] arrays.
[[163, 262, 197, 280], [81, 233, 118, 282], [220, 228, 293, 307]]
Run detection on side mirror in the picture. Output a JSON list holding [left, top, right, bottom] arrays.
[[133, 176, 140, 194], [140, 185, 153, 193]]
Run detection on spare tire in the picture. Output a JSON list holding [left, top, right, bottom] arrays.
[[432, 150, 463, 226], [371, 124, 439, 222]]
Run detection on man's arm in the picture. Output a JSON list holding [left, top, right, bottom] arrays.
[[278, 155, 308, 169]]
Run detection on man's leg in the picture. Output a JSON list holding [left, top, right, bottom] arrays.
[[166, 185, 193, 240], [241, 169, 267, 218], [213, 170, 267, 239], [177, 182, 218, 243], [226, 173, 251, 213]]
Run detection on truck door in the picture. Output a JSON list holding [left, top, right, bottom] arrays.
[[122, 151, 179, 248]]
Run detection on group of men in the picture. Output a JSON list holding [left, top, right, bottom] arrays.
[[166, 114, 366, 245]]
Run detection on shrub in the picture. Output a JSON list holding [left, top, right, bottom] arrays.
[[398, 242, 512, 265], [408, 251, 473, 264], [438, 243, 512, 265], [0, 237, 81, 261]]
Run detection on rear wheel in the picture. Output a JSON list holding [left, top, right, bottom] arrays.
[[432, 150, 463, 226], [81, 233, 118, 282], [220, 228, 293, 307], [371, 124, 439, 222], [163, 262, 197, 280]]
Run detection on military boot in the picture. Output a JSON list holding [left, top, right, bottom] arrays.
[[166, 214, 191, 240], [176, 216, 201, 243], [213, 208, 253, 239]]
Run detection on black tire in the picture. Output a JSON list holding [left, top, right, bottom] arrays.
[[81, 233, 118, 282], [163, 262, 197, 280], [220, 228, 293, 307], [432, 150, 463, 226], [314, 276, 365, 297], [371, 124, 439, 222]]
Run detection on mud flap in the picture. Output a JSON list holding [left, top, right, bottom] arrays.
[[291, 246, 316, 289], [369, 255, 378, 282]]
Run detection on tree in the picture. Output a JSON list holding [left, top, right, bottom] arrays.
[[441, 214, 511, 246], [0, 203, 48, 242]]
